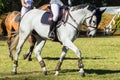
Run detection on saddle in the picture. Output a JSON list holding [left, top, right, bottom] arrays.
[[14, 13, 21, 23], [41, 7, 69, 41], [41, 7, 69, 25]]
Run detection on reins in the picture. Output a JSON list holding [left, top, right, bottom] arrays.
[[67, 10, 79, 30], [59, 8, 97, 37], [65, 10, 80, 36], [63, 9, 96, 36]]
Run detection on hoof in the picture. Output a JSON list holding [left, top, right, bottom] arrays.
[[43, 71, 47, 75], [23, 54, 28, 60], [79, 72, 85, 77], [11, 71, 17, 75], [55, 73, 59, 76], [28, 58, 32, 61], [55, 71, 59, 76]]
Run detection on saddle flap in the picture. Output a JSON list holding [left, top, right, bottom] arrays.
[[14, 14, 21, 23], [41, 12, 52, 25], [41, 8, 69, 25]]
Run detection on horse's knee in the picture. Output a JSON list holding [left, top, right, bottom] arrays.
[[34, 48, 39, 56]]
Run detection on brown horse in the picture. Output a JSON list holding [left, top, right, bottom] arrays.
[[38, 4, 50, 11], [1, 11, 36, 61], [1, 4, 50, 61]]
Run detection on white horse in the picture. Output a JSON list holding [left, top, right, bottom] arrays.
[[10, 3, 105, 76]]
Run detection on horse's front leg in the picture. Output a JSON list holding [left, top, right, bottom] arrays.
[[34, 40, 47, 75], [64, 40, 85, 77], [23, 35, 36, 61], [55, 46, 68, 76]]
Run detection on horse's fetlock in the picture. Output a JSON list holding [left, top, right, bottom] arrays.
[[78, 59, 84, 68], [39, 60, 46, 68], [55, 61, 62, 71], [14, 60, 18, 67]]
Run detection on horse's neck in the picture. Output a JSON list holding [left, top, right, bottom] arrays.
[[68, 9, 86, 27]]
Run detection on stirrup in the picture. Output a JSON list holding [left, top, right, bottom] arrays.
[[48, 31, 55, 40]]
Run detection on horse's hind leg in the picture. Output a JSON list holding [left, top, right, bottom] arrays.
[[55, 46, 68, 76], [12, 32, 29, 74], [23, 35, 36, 61], [6, 26, 13, 59], [62, 40, 85, 77], [33, 38, 47, 75]]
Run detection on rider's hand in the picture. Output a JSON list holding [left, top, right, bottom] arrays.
[[23, 4, 30, 8]]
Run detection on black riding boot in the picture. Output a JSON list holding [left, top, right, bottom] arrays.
[[48, 20, 56, 39]]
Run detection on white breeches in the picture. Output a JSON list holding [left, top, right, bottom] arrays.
[[21, 7, 31, 17], [51, 4, 60, 21]]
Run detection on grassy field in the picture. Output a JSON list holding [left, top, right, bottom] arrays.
[[0, 36, 120, 80]]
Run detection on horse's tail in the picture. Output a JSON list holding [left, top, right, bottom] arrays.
[[10, 34, 19, 51], [1, 17, 7, 36]]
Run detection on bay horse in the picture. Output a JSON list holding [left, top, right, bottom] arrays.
[[1, 4, 50, 61], [10, 3, 105, 76]]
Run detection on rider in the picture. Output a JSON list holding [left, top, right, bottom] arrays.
[[20, 0, 34, 17], [48, 0, 65, 39]]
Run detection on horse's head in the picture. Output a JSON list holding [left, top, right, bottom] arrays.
[[83, 4, 106, 37], [79, 4, 105, 37], [69, 3, 106, 37]]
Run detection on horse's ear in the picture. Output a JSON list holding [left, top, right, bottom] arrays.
[[99, 8, 106, 14], [84, 5, 89, 9], [92, 10, 96, 13]]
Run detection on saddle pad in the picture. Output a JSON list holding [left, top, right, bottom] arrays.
[[14, 14, 21, 23], [41, 12, 51, 25]]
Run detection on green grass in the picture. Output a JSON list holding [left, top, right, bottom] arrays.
[[0, 36, 120, 80]]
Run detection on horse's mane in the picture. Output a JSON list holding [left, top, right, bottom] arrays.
[[71, 3, 104, 27], [71, 3, 96, 12]]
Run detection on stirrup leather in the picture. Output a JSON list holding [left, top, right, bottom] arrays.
[[48, 31, 55, 39]]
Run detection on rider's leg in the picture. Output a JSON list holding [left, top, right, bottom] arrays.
[[48, 4, 60, 39]]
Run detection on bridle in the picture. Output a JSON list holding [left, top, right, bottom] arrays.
[[64, 9, 97, 35], [84, 11, 97, 29]]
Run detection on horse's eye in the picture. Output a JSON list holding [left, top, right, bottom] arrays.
[[92, 21, 96, 25], [93, 21, 96, 23]]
